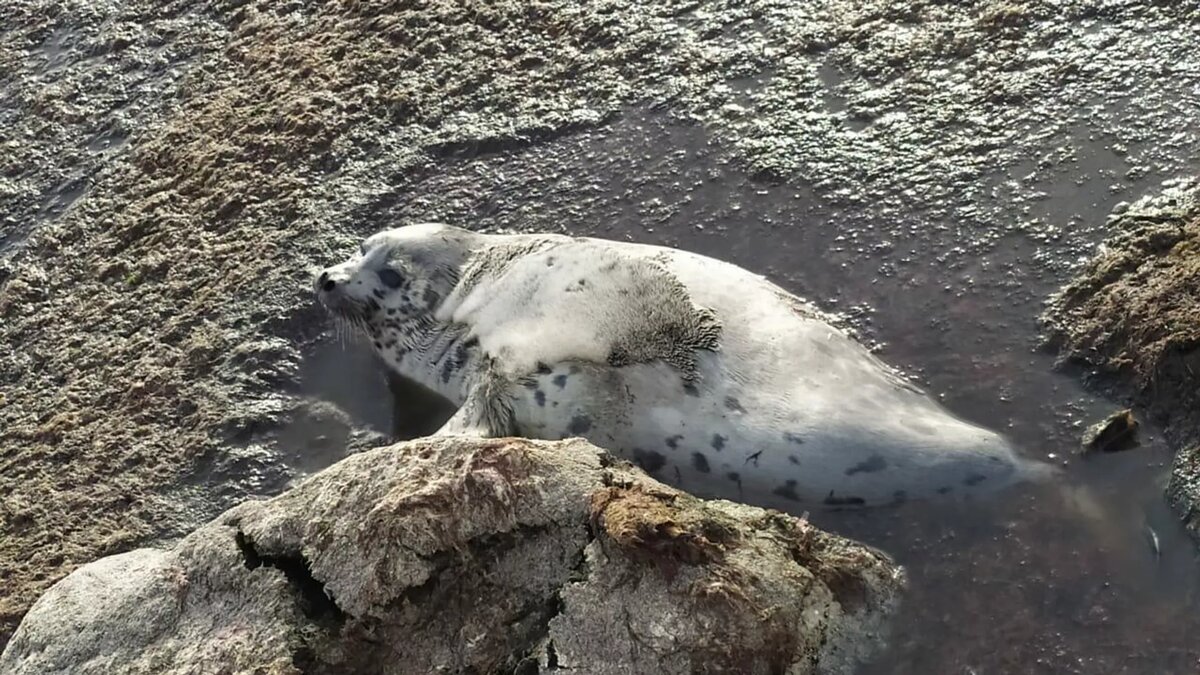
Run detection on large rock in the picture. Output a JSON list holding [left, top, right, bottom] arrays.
[[0, 436, 902, 675]]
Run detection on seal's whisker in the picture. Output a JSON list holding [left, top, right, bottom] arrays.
[[336, 316, 356, 350]]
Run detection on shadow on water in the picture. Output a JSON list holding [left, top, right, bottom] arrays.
[[298, 337, 395, 438], [296, 335, 456, 451], [324, 107, 1200, 673]]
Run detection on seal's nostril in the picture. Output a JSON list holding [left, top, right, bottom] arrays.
[[322, 279, 336, 292]]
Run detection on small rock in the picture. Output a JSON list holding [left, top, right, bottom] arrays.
[[1080, 409, 1139, 454]]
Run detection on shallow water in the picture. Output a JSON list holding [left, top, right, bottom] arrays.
[[325, 108, 1200, 673]]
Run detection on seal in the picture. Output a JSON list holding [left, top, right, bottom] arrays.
[[315, 223, 1042, 510]]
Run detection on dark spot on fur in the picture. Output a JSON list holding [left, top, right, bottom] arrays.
[[372, 289, 386, 299], [745, 450, 762, 467], [633, 449, 666, 474], [773, 480, 801, 502], [772, 478, 801, 499], [845, 455, 888, 476], [682, 382, 700, 397], [692, 453, 711, 473], [783, 432, 805, 445], [440, 357, 455, 384], [726, 471, 740, 482], [534, 390, 546, 407], [372, 340, 382, 349], [552, 374, 568, 388], [824, 493, 866, 506], [423, 286, 441, 308], [964, 473, 988, 486], [536, 362, 552, 374], [386, 308, 397, 315], [788, 455, 800, 465], [711, 434, 726, 451], [937, 486, 953, 495], [521, 379, 538, 390], [665, 434, 683, 449], [724, 396, 746, 413], [568, 415, 592, 435]]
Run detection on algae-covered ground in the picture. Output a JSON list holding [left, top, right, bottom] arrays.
[[3, 0, 1200, 670]]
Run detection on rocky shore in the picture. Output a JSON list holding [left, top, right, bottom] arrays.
[[1042, 179, 1200, 539]]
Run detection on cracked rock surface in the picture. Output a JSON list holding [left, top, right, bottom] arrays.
[[0, 436, 903, 675]]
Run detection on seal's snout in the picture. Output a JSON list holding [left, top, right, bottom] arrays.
[[317, 270, 335, 293], [314, 267, 347, 297], [313, 264, 368, 322]]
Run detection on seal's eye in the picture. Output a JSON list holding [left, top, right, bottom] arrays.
[[378, 268, 404, 289]]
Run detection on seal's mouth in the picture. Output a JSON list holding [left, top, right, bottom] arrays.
[[319, 294, 372, 324]]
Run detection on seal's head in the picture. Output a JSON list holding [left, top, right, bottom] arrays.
[[314, 223, 473, 333]]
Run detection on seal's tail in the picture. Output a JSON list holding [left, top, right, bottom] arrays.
[[1014, 456, 1063, 484]]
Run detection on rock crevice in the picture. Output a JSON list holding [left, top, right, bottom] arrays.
[[233, 530, 346, 625]]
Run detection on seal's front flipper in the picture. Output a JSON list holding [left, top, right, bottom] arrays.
[[433, 368, 517, 438], [433, 405, 493, 437]]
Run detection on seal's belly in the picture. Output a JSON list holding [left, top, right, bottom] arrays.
[[510, 359, 765, 503]]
